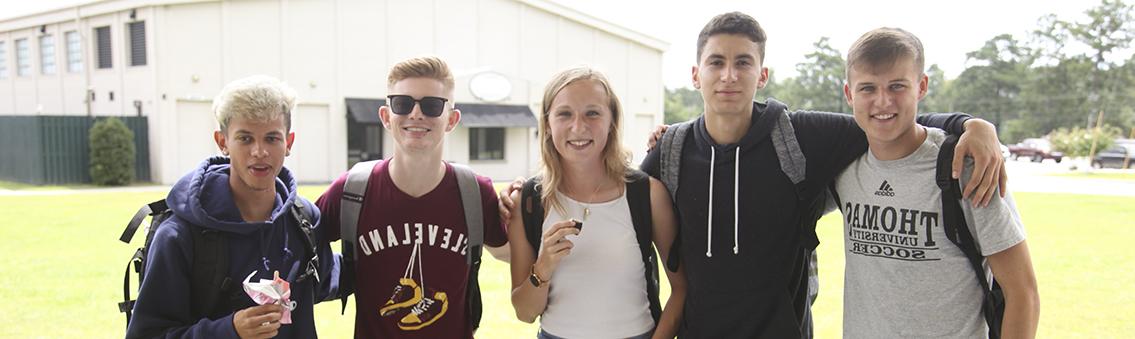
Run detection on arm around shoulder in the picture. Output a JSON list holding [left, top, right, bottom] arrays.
[[648, 177, 685, 339]]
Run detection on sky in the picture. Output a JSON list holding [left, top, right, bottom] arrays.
[[2, 0, 1113, 89]]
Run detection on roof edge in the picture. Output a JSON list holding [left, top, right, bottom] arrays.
[[515, 0, 669, 52]]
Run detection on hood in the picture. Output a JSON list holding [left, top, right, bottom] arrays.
[[692, 99, 789, 257], [692, 99, 788, 153], [166, 156, 298, 235]]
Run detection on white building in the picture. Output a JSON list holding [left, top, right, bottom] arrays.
[[0, 0, 666, 184]]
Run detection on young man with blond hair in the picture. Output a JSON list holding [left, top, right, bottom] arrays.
[[316, 56, 507, 338], [835, 27, 1038, 338], [126, 75, 341, 339]]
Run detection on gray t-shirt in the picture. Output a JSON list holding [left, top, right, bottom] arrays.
[[834, 127, 1026, 338]]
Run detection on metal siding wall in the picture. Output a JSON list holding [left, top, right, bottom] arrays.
[[0, 117, 45, 184], [0, 116, 150, 184], [124, 117, 150, 182]]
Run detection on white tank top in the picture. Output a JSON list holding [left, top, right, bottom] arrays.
[[538, 190, 654, 338]]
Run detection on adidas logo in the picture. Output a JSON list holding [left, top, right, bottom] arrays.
[[874, 180, 895, 197]]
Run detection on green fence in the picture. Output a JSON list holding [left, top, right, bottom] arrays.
[[0, 116, 150, 185]]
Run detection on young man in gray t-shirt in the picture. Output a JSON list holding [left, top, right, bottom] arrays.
[[832, 27, 1039, 338]]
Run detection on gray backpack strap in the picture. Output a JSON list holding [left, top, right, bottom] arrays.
[[451, 163, 483, 265], [658, 120, 695, 202], [770, 109, 807, 185], [341, 160, 380, 261]]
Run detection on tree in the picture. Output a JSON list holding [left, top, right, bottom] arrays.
[[919, 64, 953, 113], [789, 37, 848, 113], [1037, 0, 1135, 131], [949, 34, 1035, 142], [664, 87, 703, 124]]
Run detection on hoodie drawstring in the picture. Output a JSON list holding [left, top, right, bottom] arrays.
[[707, 148, 715, 258], [706, 146, 741, 258], [734, 146, 740, 255]]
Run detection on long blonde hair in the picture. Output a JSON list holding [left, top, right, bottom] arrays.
[[537, 67, 632, 215]]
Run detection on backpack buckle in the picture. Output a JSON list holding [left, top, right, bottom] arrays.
[[299, 255, 320, 284]]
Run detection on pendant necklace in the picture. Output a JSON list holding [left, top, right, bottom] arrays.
[[580, 180, 604, 221]]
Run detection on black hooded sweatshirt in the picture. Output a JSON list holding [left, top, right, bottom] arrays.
[[641, 99, 970, 338]]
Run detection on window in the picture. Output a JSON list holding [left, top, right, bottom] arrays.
[[15, 38, 30, 76], [0, 42, 7, 78], [39, 34, 55, 75], [469, 127, 505, 160], [128, 21, 146, 66], [95, 26, 111, 69], [66, 31, 82, 73]]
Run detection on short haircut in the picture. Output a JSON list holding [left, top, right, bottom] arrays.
[[846, 27, 925, 79], [387, 56, 455, 93], [213, 75, 296, 132], [696, 11, 767, 63]]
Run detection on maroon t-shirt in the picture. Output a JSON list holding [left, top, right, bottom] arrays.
[[316, 161, 506, 339]]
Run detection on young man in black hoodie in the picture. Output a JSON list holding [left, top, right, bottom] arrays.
[[638, 12, 1008, 338]]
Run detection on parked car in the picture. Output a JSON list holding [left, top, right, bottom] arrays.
[[1009, 138, 1064, 163], [1092, 140, 1135, 169]]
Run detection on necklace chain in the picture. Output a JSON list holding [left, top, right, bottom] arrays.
[[580, 180, 603, 221]]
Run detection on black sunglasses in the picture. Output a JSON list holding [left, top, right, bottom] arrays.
[[387, 95, 449, 117]]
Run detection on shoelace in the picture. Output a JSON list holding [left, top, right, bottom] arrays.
[[411, 297, 436, 314]]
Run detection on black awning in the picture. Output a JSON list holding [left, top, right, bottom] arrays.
[[346, 97, 384, 124], [457, 103, 537, 128], [345, 98, 536, 127]]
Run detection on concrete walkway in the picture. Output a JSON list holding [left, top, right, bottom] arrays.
[[1004, 160, 1135, 197], [0, 184, 170, 196], [2, 160, 1131, 197]]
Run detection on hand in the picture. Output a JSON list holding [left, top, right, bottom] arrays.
[[233, 303, 285, 339], [498, 177, 526, 227], [956, 119, 1007, 207], [533, 220, 581, 281], [646, 124, 670, 151]]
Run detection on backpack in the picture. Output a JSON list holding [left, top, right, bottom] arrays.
[[657, 112, 818, 338], [827, 134, 1006, 338], [117, 198, 319, 326], [935, 134, 1007, 339], [519, 170, 663, 324], [337, 160, 486, 331]]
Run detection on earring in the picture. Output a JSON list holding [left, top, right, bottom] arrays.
[[222, 151, 229, 156]]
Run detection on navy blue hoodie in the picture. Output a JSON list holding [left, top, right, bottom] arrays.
[[125, 156, 341, 338]]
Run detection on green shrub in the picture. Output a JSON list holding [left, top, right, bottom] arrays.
[[1049, 124, 1121, 157], [89, 117, 135, 186]]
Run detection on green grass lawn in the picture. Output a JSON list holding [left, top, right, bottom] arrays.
[[1, 186, 1131, 337]]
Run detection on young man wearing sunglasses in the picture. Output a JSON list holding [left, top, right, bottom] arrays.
[[315, 56, 508, 338]]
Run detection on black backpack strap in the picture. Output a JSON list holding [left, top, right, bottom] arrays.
[[188, 226, 231, 319], [520, 177, 545, 256], [120, 200, 167, 243], [936, 134, 1004, 338], [288, 200, 320, 285], [625, 170, 663, 324], [828, 180, 842, 214], [119, 199, 169, 325]]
